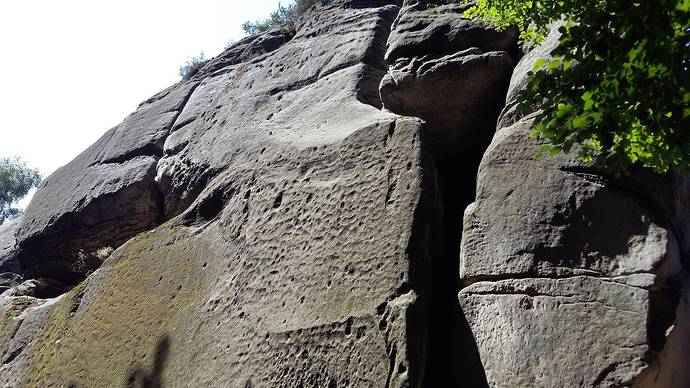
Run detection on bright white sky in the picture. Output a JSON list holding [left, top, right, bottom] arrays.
[[0, 0, 283, 181]]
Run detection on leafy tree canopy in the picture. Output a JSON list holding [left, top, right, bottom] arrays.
[[0, 157, 41, 225], [467, 0, 690, 175], [243, 2, 297, 35], [179, 52, 206, 79], [242, 0, 318, 35]]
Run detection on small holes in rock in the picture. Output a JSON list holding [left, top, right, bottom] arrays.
[[344, 317, 353, 335], [188, 189, 226, 224], [379, 319, 387, 331], [376, 302, 387, 315], [356, 326, 366, 339], [273, 192, 284, 209]]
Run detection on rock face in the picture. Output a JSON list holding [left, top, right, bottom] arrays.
[[0, 1, 688, 387], [458, 25, 690, 388], [0, 220, 20, 273], [380, 0, 517, 157]]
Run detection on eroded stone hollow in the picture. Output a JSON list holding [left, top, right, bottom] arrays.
[[0, 1, 689, 387]]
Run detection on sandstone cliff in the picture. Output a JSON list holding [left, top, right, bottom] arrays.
[[0, 1, 688, 387]]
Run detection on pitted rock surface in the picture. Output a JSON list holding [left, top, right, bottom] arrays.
[[0, 1, 688, 387], [458, 24, 690, 388]]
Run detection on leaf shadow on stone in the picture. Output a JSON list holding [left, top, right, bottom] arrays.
[[534, 186, 659, 272]]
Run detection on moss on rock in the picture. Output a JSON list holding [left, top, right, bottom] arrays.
[[21, 224, 213, 387]]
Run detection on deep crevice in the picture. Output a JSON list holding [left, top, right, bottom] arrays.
[[382, 3, 518, 385], [405, 77, 510, 387], [426, 135, 497, 388]]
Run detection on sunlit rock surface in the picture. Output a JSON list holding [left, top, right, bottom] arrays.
[[0, 1, 687, 387]]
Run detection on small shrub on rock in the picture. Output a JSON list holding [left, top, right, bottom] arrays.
[[242, 0, 319, 35], [179, 52, 207, 79]]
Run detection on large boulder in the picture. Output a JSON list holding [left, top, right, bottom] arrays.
[[1, 1, 687, 387], [379, 0, 517, 157], [458, 25, 690, 388]]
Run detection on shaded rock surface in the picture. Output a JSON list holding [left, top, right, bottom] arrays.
[[0, 1, 687, 387]]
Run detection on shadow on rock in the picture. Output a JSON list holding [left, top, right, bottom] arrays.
[[126, 336, 171, 388]]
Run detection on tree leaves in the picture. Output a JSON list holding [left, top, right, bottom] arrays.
[[468, 0, 690, 175], [178, 52, 206, 79], [0, 157, 41, 225]]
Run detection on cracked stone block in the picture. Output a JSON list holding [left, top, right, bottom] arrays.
[[379, 0, 517, 157], [461, 118, 672, 281], [459, 276, 651, 387]]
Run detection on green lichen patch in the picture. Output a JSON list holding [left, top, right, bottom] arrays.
[[0, 296, 43, 354], [22, 282, 86, 386], [21, 224, 214, 387]]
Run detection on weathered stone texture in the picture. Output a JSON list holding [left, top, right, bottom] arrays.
[[460, 276, 651, 387], [0, 1, 438, 386], [458, 25, 690, 388], [0, 1, 688, 387], [461, 119, 672, 281]]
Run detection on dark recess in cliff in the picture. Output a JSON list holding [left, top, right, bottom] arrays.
[[404, 66, 513, 388]]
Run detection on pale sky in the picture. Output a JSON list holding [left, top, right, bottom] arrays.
[[0, 0, 283, 180]]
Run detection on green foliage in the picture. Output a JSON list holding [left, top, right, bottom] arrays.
[[73, 246, 114, 276], [0, 157, 41, 225], [242, 0, 318, 35], [468, 0, 690, 175], [178, 52, 206, 79]]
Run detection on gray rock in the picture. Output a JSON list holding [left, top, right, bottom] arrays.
[[2, 1, 688, 387], [497, 23, 562, 128], [0, 273, 22, 292], [455, 22, 690, 386], [380, 48, 514, 133], [0, 220, 20, 273], [189, 30, 293, 81], [156, 1, 401, 219], [635, 278, 690, 388], [0, 296, 51, 388], [460, 119, 672, 281], [384, 1, 518, 63], [16, 154, 163, 281], [459, 276, 651, 387], [1, 280, 38, 297], [1, 2, 439, 387], [98, 82, 199, 164], [380, 0, 517, 157]]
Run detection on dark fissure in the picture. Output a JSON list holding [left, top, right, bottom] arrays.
[[409, 84, 514, 387]]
